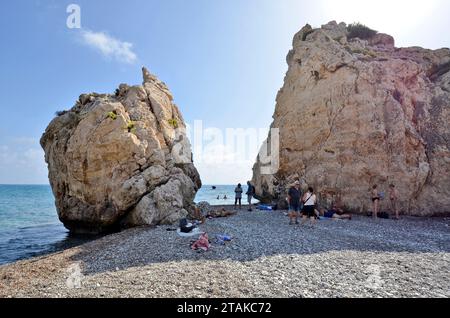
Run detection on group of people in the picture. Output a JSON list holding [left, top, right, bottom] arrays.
[[230, 180, 401, 224], [285, 182, 401, 224], [287, 181, 319, 226], [234, 181, 256, 211], [371, 183, 400, 220]]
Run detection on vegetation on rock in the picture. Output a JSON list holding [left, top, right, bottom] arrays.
[[347, 22, 378, 40]]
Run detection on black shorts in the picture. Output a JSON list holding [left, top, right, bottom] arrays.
[[302, 205, 315, 217]]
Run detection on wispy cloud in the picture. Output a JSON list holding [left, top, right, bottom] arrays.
[[80, 30, 138, 64], [0, 142, 48, 184]]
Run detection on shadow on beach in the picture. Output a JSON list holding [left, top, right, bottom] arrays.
[[67, 206, 450, 276]]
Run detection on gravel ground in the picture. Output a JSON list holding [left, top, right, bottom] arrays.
[[0, 207, 449, 298]]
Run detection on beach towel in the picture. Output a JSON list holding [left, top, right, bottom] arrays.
[[258, 204, 273, 211], [215, 234, 232, 245], [176, 227, 204, 237], [191, 233, 210, 251]]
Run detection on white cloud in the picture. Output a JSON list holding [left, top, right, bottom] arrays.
[[0, 143, 48, 184], [80, 30, 138, 64]]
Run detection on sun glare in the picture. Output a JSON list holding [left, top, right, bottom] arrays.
[[321, 0, 440, 36]]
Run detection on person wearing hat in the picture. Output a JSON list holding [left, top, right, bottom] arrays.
[[287, 181, 302, 225]]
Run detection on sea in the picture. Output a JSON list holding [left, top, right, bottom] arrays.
[[0, 184, 251, 265]]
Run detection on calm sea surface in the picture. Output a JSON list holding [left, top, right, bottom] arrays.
[[0, 184, 250, 265]]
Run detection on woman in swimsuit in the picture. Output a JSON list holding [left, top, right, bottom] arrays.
[[371, 185, 380, 219], [389, 184, 400, 220]]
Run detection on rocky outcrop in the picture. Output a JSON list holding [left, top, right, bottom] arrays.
[[41, 68, 201, 233], [252, 21, 450, 216]]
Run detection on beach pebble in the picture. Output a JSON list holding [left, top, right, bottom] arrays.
[[0, 209, 448, 298]]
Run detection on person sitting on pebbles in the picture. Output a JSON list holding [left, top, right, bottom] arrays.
[[322, 202, 352, 220]]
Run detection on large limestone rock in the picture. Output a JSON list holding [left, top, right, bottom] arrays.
[[41, 68, 201, 233], [252, 21, 450, 216]]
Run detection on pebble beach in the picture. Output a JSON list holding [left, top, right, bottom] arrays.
[[0, 207, 449, 298]]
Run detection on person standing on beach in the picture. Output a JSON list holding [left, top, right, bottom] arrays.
[[389, 184, 400, 220], [301, 187, 317, 227], [246, 181, 255, 211], [234, 184, 243, 210], [288, 181, 302, 225], [371, 185, 380, 219]]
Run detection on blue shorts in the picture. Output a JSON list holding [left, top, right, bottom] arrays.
[[290, 203, 300, 212], [324, 211, 335, 218]]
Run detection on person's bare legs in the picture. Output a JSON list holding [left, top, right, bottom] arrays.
[[391, 199, 399, 219], [375, 200, 380, 219], [300, 214, 308, 226], [310, 216, 316, 228], [289, 208, 297, 225], [289, 212, 295, 225], [395, 201, 399, 219], [373, 200, 378, 219]]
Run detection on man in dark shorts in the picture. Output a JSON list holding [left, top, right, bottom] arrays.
[[288, 181, 302, 225]]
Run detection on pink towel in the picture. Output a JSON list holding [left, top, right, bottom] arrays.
[[191, 233, 210, 251]]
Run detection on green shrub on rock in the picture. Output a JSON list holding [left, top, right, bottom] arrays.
[[347, 23, 377, 40], [124, 120, 137, 134], [107, 111, 118, 120], [168, 118, 179, 128]]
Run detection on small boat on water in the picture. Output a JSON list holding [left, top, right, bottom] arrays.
[[212, 186, 216, 190]]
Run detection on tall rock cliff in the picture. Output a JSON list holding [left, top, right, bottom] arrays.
[[41, 68, 201, 233], [252, 21, 450, 216]]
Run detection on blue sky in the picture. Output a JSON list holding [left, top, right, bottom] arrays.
[[0, 0, 449, 185]]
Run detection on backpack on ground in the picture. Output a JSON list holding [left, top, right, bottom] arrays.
[[378, 211, 390, 219]]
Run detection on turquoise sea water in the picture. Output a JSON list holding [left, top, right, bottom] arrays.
[[0, 184, 252, 265], [195, 184, 258, 206], [0, 185, 94, 265]]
